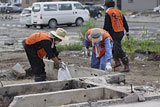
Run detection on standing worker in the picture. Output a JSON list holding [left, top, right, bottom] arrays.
[[84, 28, 113, 71], [24, 28, 67, 82], [103, 0, 130, 72]]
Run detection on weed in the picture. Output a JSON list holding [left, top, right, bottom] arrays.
[[79, 18, 97, 44], [56, 42, 83, 52]]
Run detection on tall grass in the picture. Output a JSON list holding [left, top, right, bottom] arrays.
[[56, 42, 83, 52], [79, 18, 97, 44]]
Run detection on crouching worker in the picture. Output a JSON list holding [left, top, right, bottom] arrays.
[[24, 28, 67, 82], [84, 28, 113, 71]]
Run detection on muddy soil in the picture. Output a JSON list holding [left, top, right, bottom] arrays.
[[0, 51, 160, 86]]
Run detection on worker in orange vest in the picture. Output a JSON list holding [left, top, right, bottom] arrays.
[[103, 0, 130, 72], [24, 28, 67, 82], [84, 28, 113, 71]]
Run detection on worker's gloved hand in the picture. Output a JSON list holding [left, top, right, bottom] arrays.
[[105, 62, 112, 72], [87, 48, 90, 57], [58, 62, 66, 69], [85, 48, 90, 57], [126, 32, 130, 40]]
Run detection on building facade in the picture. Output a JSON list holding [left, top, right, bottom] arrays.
[[113, 0, 160, 11], [22, 0, 104, 8]]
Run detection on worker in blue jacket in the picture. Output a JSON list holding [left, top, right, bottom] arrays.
[[84, 28, 113, 71]]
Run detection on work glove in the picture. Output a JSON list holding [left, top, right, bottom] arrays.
[[85, 48, 90, 57], [105, 62, 112, 72], [58, 61, 66, 69], [126, 32, 130, 40]]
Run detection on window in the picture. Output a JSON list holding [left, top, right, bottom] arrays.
[[44, 4, 57, 11], [22, 9, 31, 14], [74, 3, 83, 9], [32, 4, 40, 12], [128, 0, 134, 3], [58, 4, 72, 11], [26, 0, 29, 4]]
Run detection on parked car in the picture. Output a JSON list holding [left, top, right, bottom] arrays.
[[0, 5, 22, 13], [93, 5, 105, 11], [84, 5, 102, 18], [20, 7, 32, 28], [153, 5, 160, 12], [31, 1, 90, 28]]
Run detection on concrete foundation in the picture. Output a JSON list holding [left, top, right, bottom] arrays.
[[0, 59, 160, 107], [9, 87, 127, 107], [44, 59, 107, 80], [0, 80, 96, 107]]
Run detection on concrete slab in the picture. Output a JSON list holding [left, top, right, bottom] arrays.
[[107, 99, 160, 107], [0, 80, 96, 107], [9, 87, 127, 107], [44, 59, 108, 80], [0, 72, 126, 107]]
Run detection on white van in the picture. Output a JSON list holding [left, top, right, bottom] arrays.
[[31, 1, 90, 28]]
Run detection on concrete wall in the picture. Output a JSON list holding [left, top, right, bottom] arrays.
[[9, 87, 127, 107], [0, 80, 96, 107], [44, 59, 107, 80], [22, 0, 37, 8]]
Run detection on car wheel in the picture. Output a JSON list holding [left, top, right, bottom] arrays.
[[67, 24, 72, 27], [97, 13, 102, 18], [6, 10, 10, 14], [76, 18, 83, 26], [33, 25, 37, 28], [48, 19, 57, 28], [26, 25, 30, 28], [40, 25, 43, 29]]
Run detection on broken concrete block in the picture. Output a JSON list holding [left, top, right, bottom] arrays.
[[4, 39, 17, 45], [138, 93, 145, 102], [152, 81, 160, 89], [124, 92, 145, 103], [12, 63, 26, 78], [124, 93, 139, 103], [106, 73, 125, 84]]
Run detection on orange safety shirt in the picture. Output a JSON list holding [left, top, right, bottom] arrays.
[[25, 32, 52, 59], [106, 8, 124, 32]]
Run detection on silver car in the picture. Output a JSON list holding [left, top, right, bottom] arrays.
[[20, 7, 32, 27]]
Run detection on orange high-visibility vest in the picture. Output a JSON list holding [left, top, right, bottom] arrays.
[[25, 32, 52, 59], [86, 28, 112, 58], [106, 8, 124, 32]]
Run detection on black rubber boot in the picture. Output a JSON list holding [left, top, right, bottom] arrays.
[[122, 64, 130, 72], [113, 59, 121, 68], [34, 74, 46, 82], [121, 57, 130, 72]]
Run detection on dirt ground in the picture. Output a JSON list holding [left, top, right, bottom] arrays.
[[0, 51, 160, 86]]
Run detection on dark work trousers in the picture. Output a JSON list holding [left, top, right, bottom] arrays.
[[112, 34, 126, 61], [24, 43, 46, 77]]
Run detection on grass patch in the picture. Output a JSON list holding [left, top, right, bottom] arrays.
[[56, 42, 83, 52], [79, 18, 97, 44], [122, 36, 160, 52]]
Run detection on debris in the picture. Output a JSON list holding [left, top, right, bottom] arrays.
[[130, 84, 134, 93], [124, 93, 145, 103], [0, 81, 3, 87], [12, 63, 26, 78]]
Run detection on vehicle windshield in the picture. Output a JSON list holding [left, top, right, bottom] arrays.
[[74, 3, 84, 9], [32, 4, 40, 12], [22, 9, 31, 14]]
